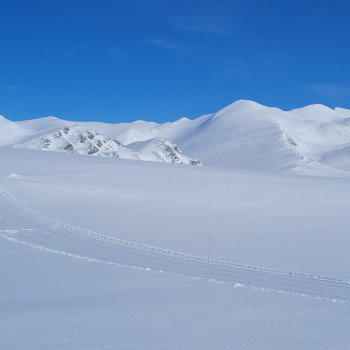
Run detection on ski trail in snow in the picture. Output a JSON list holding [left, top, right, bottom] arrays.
[[0, 187, 349, 303], [1, 187, 348, 285], [0, 231, 344, 304]]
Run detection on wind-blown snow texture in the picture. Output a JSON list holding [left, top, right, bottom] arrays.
[[3, 99, 350, 174]]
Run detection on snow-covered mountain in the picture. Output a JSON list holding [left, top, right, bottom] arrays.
[[3, 99, 350, 174], [0, 115, 30, 146], [2, 103, 350, 350], [127, 137, 201, 165], [14, 126, 135, 158], [12, 126, 200, 166]]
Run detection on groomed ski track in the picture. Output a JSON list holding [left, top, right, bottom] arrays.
[[1, 187, 350, 304]]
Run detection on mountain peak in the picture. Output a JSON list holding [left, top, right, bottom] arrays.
[[232, 99, 266, 108], [289, 104, 339, 122], [3, 100, 350, 175], [214, 99, 266, 117]]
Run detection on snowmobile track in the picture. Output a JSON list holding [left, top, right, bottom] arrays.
[[1, 187, 350, 304]]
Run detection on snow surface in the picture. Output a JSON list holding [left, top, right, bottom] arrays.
[[2, 100, 350, 349], [3, 99, 350, 174], [13, 126, 200, 165], [1, 146, 350, 349], [127, 137, 201, 165]]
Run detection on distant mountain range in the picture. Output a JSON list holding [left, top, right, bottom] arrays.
[[2, 99, 350, 175]]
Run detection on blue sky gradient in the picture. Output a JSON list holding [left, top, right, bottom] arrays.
[[1, 0, 350, 122]]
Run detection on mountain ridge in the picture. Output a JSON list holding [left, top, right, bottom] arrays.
[[2, 100, 350, 175], [13, 126, 200, 166]]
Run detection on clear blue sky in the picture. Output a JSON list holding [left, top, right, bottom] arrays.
[[1, 0, 350, 122]]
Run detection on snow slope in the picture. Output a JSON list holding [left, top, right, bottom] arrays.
[[0, 115, 29, 146], [127, 137, 201, 165], [1, 187, 349, 303], [3, 99, 350, 174], [14, 126, 138, 159], [1, 148, 350, 349], [2, 101, 350, 348], [13, 126, 200, 165]]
